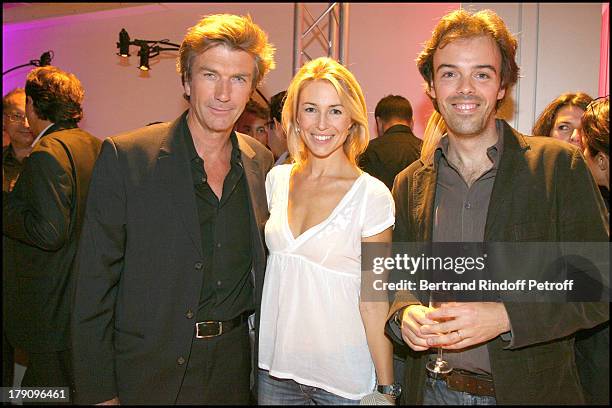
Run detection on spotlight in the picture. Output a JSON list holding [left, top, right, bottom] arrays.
[[117, 28, 131, 57], [39, 51, 53, 66], [113, 30, 180, 74], [138, 43, 150, 71]]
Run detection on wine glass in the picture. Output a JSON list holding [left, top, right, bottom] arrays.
[[425, 290, 453, 378]]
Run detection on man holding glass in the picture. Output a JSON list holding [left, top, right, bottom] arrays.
[[387, 9, 609, 405]]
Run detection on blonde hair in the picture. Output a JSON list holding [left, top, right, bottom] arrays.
[[177, 14, 275, 94], [282, 57, 369, 167], [420, 110, 448, 163]]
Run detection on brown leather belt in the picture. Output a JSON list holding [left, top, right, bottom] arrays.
[[446, 369, 495, 397], [431, 369, 496, 397], [195, 311, 250, 338]]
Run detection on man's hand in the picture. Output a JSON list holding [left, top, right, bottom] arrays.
[[399, 305, 439, 351], [420, 302, 510, 350], [96, 397, 120, 405]]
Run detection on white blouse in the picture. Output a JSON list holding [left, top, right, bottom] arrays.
[[258, 164, 395, 400]]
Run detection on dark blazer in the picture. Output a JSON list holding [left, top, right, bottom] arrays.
[[359, 124, 422, 190], [3, 124, 102, 353], [388, 120, 609, 404], [71, 113, 273, 405]]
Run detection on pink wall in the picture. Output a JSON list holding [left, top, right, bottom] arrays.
[[349, 3, 459, 138], [599, 3, 609, 97], [3, 3, 457, 139]]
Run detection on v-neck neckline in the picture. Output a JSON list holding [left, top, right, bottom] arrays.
[[284, 164, 365, 243]]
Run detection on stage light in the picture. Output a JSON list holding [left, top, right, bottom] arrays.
[[2, 50, 54, 76], [114, 30, 180, 73], [39, 51, 53, 66], [138, 43, 150, 71], [118, 28, 131, 57]]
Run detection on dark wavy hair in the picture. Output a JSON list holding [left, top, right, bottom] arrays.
[[25, 66, 84, 124], [532, 92, 593, 137], [581, 97, 609, 157]]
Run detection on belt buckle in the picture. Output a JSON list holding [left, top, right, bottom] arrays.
[[195, 321, 223, 338]]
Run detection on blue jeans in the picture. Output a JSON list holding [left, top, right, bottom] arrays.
[[258, 369, 360, 405], [424, 377, 497, 405]]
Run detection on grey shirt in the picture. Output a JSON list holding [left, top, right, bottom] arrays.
[[430, 123, 503, 376]]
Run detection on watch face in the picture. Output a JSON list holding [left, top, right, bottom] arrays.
[[378, 383, 402, 397]]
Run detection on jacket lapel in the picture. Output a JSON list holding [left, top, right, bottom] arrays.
[[236, 134, 267, 227], [157, 115, 203, 257], [412, 161, 437, 241], [484, 121, 530, 240]]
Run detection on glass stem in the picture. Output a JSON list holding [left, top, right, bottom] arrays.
[[437, 347, 444, 363]]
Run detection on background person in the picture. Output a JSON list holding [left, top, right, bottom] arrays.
[[2, 87, 34, 389], [359, 94, 422, 191], [235, 98, 270, 146], [580, 96, 609, 209], [3, 66, 102, 400], [258, 57, 399, 405], [2, 88, 33, 192], [267, 90, 290, 165], [575, 95, 609, 405], [532, 91, 593, 147]]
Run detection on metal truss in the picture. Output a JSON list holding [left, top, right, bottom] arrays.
[[292, 2, 350, 74]]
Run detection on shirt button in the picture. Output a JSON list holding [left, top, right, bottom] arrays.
[[217, 280, 222, 287], [186, 310, 194, 319], [464, 202, 472, 209], [216, 243, 222, 248], [177, 356, 185, 365], [195, 262, 203, 270]]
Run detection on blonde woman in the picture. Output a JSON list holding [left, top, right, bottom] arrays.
[[258, 57, 397, 404]]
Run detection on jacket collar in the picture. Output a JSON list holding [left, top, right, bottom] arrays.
[[484, 120, 531, 239]]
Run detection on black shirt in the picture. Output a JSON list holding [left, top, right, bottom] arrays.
[[183, 121, 254, 321]]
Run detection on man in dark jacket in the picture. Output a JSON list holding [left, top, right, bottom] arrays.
[[71, 14, 275, 405], [359, 95, 422, 190], [386, 9, 609, 405], [3, 66, 102, 400]]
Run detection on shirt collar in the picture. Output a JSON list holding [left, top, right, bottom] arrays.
[[434, 119, 504, 168], [182, 116, 241, 164], [31, 123, 55, 147]]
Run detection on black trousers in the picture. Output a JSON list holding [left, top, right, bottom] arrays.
[[175, 322, 251, 405], [21, 349, 74, 405]]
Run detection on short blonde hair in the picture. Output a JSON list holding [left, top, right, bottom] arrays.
[[282, 57, 369, 167], [177, 14, 275, 93]]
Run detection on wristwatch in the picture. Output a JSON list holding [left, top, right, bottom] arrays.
[[393, 307, 406, 327], [377, 383, 402, 399]]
